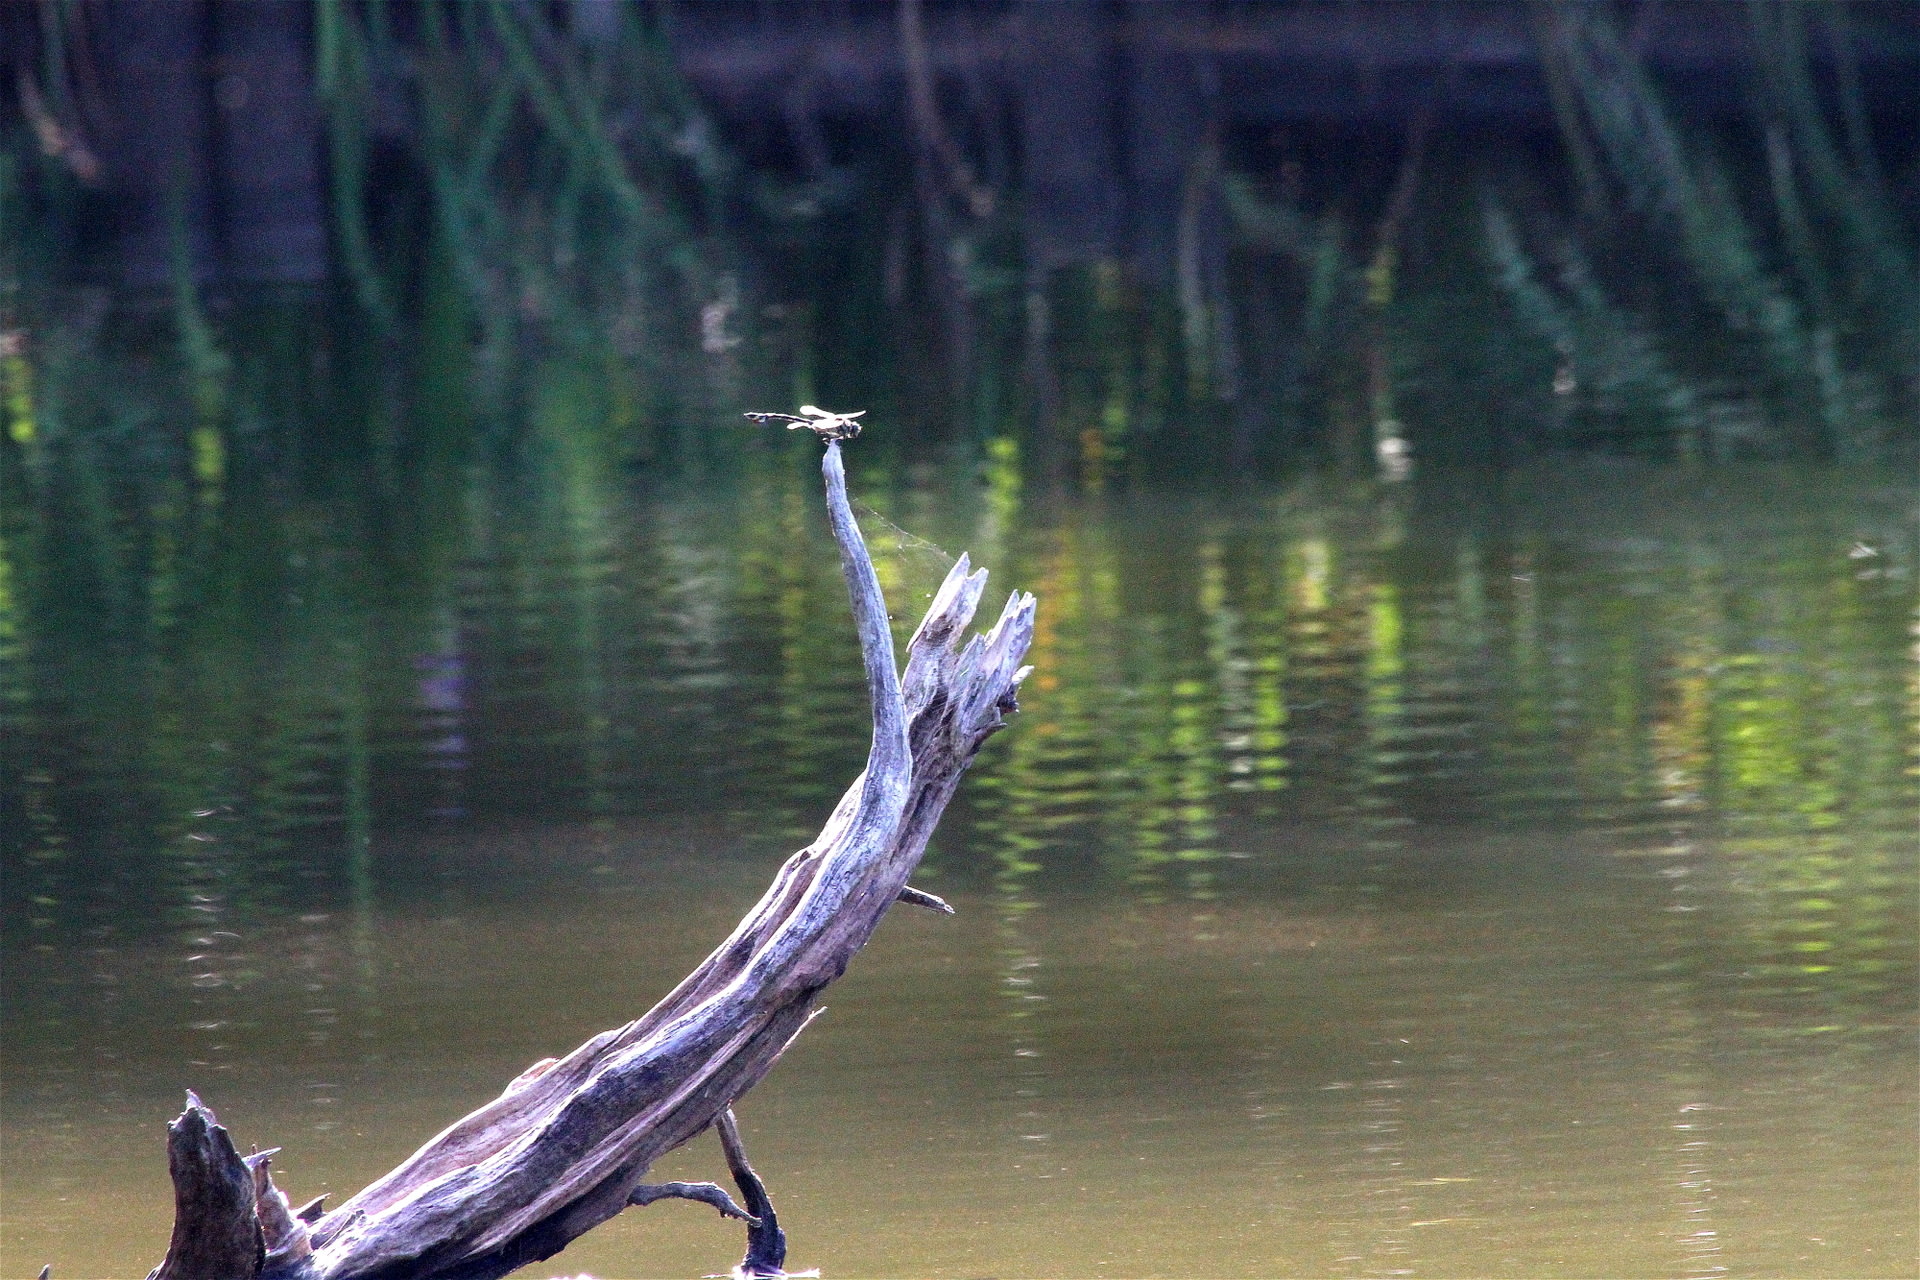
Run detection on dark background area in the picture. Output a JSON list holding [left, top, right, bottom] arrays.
[[3, 0, 1917, 476]]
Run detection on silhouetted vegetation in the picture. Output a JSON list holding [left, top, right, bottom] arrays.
[[2, 0, 1916, 485]]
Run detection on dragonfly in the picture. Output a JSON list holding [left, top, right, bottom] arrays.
[[744, 405, 867, 442]]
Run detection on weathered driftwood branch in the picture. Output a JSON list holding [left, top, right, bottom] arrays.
[[146, 438, 1035, 1280]]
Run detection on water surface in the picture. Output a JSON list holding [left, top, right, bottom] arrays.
[[3, 461, 1914, 1279]]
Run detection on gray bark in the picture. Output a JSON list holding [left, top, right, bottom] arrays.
[[147, 1094, 264, 1280], [144, 439, 1036, 1280]]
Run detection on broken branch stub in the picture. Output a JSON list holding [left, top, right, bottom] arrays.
[[147, 1094, 264, 1280], [145, 438, 1036, 1280]]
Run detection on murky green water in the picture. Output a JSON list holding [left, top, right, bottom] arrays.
[[3, 451, 1915, 1277]]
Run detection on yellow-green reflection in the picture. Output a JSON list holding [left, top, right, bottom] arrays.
[[2, 308, 1915, 1278]]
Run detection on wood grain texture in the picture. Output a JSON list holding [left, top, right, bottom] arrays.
[[147, 440, 1035, 1280]]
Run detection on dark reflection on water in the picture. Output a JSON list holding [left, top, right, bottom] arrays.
[[3, 454, 1915, 1277]]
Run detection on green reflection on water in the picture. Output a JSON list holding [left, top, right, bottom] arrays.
[[1, 290, 1916, 1279], [4, 340, 1913, 1008]]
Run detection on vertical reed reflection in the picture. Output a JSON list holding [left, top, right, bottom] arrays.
[[5, 443, 1910, 1038], [2, 431, 1914, 1279]]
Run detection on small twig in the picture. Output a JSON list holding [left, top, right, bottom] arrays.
[[896, 885, 955, 915], [628, 1180, 759, 1224]]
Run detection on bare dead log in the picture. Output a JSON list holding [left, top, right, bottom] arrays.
[[143, 435, 1035, 1280]]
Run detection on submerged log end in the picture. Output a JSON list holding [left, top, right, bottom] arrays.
[[149, 1095, 265, 1280], [896, 885, 955, 915], [716, 1109, 788, 1279]]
